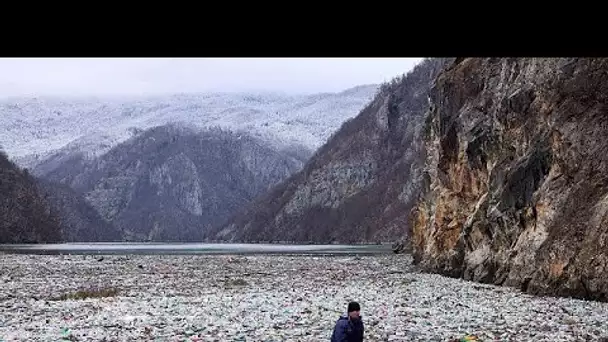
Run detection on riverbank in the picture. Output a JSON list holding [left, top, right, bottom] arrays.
[[1, 254, 607, 341]]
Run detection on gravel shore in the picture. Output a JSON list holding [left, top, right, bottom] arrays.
[[1, 253, 607, 341]]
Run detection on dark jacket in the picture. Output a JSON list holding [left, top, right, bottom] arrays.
[[330, 314, 364, 342]]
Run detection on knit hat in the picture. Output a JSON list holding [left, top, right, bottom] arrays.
[[347, 301, 360, 312]]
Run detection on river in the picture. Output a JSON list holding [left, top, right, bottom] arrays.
[[0, 242, 392, 255]]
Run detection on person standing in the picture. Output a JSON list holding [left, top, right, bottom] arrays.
[[330, 301, 364, 342]]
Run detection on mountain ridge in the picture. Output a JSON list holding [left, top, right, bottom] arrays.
[[0, 85, 378, 169], [33, 124, 308, 242], [208, 59, 449, 243]]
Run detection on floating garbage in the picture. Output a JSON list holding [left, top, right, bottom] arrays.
[[0, 254, 607, 341]]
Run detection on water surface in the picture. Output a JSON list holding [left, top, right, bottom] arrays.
[[0, 242, 392, 256]]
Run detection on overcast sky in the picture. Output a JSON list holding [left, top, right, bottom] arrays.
[[0, 58, 424, 98]]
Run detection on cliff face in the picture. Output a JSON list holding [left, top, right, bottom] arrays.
[[211, 59, 449, 243], [411, 58, 608, 301], [34, 125, 306, 241], [0, 151, 61, 243]]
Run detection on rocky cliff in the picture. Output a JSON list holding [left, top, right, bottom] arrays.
[[0, 150, 61, 243], [34, 124, 307, 241], [210, 58, 449, 243], [411, 57, 608, 301]]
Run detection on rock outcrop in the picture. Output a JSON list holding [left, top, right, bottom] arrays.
[[0, 150, 61, 243], [210, 58, 449, 243], [411, 58, 608, 301]]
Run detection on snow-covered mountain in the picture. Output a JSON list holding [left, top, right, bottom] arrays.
[[0, 84, 379, 168]]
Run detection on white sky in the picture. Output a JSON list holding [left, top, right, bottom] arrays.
[[0, 58, 424, 98]]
